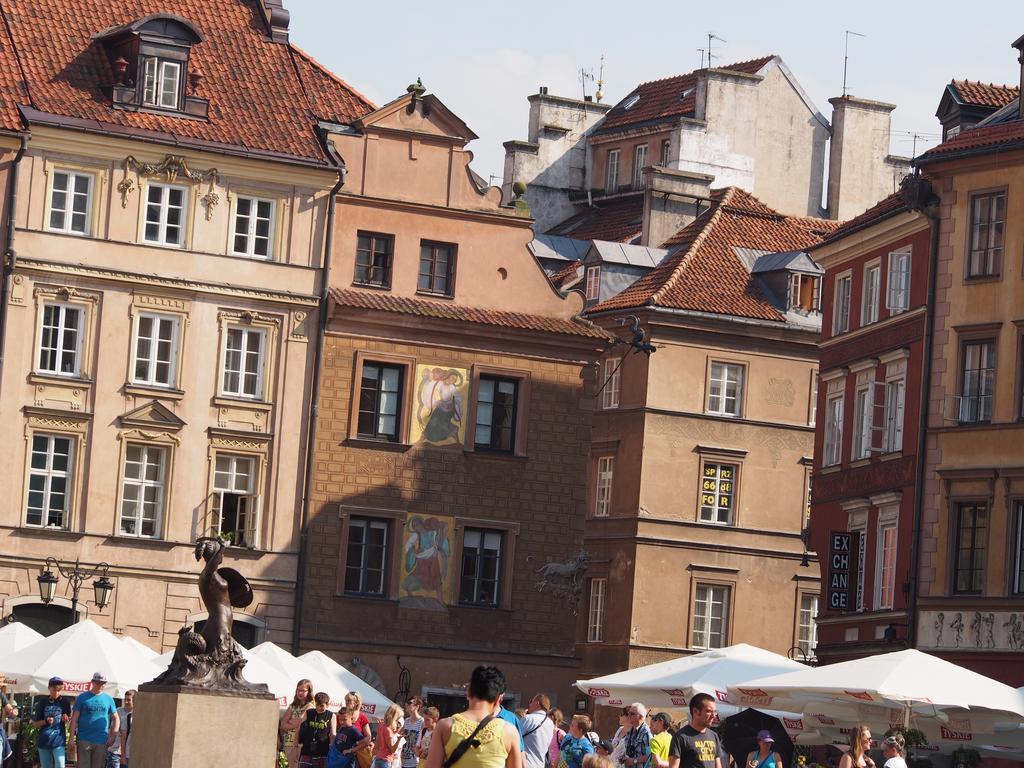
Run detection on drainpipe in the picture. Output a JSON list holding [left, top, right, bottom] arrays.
[[293, 131, 346, 654], [0, 132, 28, 389], [905, 179, 941, 650]]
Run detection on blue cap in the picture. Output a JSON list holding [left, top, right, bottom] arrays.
[[48, 676, 63, 687]]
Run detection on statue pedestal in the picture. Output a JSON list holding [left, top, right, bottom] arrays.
[[131, 685, 278, 768]]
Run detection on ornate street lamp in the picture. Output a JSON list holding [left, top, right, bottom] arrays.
[[36, 558, 114, 625]]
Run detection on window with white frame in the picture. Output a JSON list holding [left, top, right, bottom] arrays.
[[887, 249, 911, 314], [692, 583, 730, 649], [875, 511, 898, 609], [38, 303, 84, 377], [585, 266, 601, 301], [212, 454, 259, 548], [823, 378, 844, 466], [862, 263, 880, 326], [832, 273, 852, 335], [707, 361, 744, 417], [798, 592, 818, 659], [232, 196, 275, 260], [600, 357, 621, 409], [48, 170, 92, 235], [143, 183, 187, 247], [606, 149, 620, 192], [789, 273, 822, 312], [1012, 501, 1024, 595], [26, 434, 74, 528], [699, 462, 736, 525], [809, 371, 819, 427], [131, 312, 179, 388], [633, 144, 648, 188], [142, 56, 182, 109], [851, 375, 874, 460], [119, 444, 167, 538], [459, 528, 503, 607], [959, 340, 995, 423], [344, 517, 389, 596], [883, 361, 906, 452], [594, 456, 614, 517], [660, 139, 671, 166], [587, 577, 607, 642], [221, 326, 266, 399]]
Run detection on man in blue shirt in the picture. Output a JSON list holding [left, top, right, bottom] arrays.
[[69, 672, 119, 768], [32, 676, 71, 768]]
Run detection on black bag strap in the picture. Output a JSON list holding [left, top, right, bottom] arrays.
[[443, 715, 496, 768], [522, 715, 544, 739]]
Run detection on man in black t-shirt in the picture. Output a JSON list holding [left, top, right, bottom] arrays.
[[668, 693, 722, 768]]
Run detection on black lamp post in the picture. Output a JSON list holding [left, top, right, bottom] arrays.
[[36, 558, 114, 625]]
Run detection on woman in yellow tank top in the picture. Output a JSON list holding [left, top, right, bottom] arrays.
[[425, 666, 522, 768]]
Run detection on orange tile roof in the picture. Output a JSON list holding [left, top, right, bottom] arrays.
[[0, 0, 375, 163], [950, 79, 1019, 109], [330, 288, 608, 339], [547, 194, 644, 243], [918, 118, 1024, 163], [819, 192, 909, 244], [589, 187, 831, 321], [595, 56, 775, 135], [550, 260, 583, 290]]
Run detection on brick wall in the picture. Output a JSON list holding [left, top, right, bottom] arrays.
[[303, 331, 595, 664]]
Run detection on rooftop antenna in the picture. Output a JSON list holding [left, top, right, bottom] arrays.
[[697, 48, 706, 69], [707, 33, 726, 66], [842, 30, 866, 97], [579, 66, 594, 101], [595, 54, 606, 103]]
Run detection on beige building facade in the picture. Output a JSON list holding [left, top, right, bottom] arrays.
[[0, 0, 371, 651]]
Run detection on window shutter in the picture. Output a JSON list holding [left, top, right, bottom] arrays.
[[242, 494, 259, 548]]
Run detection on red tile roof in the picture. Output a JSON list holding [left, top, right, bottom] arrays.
[[0, 0, 375, 163], [918, 118, 1024, 163], [550, 260, 583, 290], [819, 192, 909, 244], [330, 288, 608, 339], [589, 187, 831, 322], [595, 56, 775, 135], [950, 79, 1019, 109], [547, 194, 644, 243]]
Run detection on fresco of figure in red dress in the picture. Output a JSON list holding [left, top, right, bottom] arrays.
[[400, 514, 454, 610]]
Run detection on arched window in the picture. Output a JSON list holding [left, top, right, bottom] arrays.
[[11, 603, 74, 636]]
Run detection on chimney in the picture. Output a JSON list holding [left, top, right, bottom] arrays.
[[641, 167, 714, 247], [826, 95, 897, 221], [1013, 34, 1024, 115]]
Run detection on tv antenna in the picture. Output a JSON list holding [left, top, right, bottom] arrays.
[[579, 66, 594, 101], [842, 30, 866, 97], [707, 33, 726, 66], [697, 48, 706, 69]]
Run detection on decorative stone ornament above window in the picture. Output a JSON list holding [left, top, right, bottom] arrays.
[[94, 14, 209, 119], [118, 154, 219, 220]]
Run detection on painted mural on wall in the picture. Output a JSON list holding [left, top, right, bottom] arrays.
[[410, 365, 468, 447], [917, 609, 1024, 651], [400, 514, 455, 610]]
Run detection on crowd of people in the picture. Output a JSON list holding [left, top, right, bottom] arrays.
[[276, 666, 912, 768]]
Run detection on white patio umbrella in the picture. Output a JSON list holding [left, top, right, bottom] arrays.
[[299, 649, 396, 718], [576, 643, 808, 711], [120, 636, 159, 659], [0, 622, 44, 685], [0, 619, 163, 697], [730, 649, 1024, 737]]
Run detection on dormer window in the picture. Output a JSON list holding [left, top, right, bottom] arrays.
[[789, 273, 821, 312], [96, 14, 207, 119], [142, 57, 182, 109], [622, 94, 640, 110]]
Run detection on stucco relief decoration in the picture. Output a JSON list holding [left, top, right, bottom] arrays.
[[535, 549, 590, 612], [410, 364, 468, 447], [354, 452, 398, 476], [399, 514, 455, 611], [120, 155, 220, 217], [765, 378, 795, 407], [917, 610, 1024, 651]]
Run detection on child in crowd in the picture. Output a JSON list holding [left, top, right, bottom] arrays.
[[299, 692, 337, 768], [559, 715, 596, 768], [372, 704, 405, 768], [328, 707, 365, 768], [414, 707, 439, 768]]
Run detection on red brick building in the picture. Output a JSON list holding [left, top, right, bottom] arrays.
[[809, 182, 935, 661]]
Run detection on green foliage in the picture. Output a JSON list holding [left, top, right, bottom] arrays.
[[950, 748, 981, 768], [278, 750, 289, 768], [20, 718, 40, 765]]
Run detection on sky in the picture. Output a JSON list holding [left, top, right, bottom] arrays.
[[287, 0, 1022, 186]]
